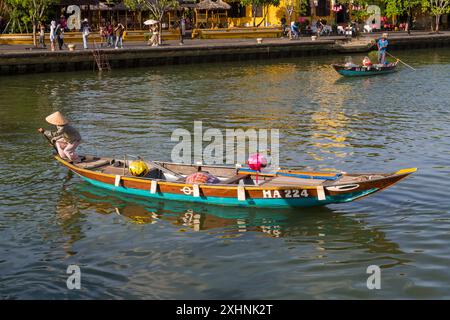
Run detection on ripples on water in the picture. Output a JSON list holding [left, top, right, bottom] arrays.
[[1, 49, 450, 299]]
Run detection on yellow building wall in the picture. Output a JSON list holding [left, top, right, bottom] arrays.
[[228, 1, 335, 28]]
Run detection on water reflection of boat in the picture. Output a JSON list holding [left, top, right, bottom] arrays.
[[54, 171, 85, 256], [74, 181, 315, 236], [72, 182, 410, 261], [53, 154, 416, 209]]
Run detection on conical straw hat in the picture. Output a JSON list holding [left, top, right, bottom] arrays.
[[45, 111, 69, 126]]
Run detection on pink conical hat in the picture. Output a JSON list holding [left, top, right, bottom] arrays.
[[45, 111, 68, 126]]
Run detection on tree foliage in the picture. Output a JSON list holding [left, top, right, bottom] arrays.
[[283, 0, 308, 16], [422, 0, 450, 31], [1, 0, 56, 34], [383, 0, 405, 17], [125, 0, 179, 21], [1, 0, 29, 33], [125, 0, 178, 43], [240, 0, 280, 26], [379, 0, 422, 18], [421, 0, 450, 17], [27, 0, 57, 25]]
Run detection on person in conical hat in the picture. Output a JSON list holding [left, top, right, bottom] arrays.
[[38, 111, 82, 163]]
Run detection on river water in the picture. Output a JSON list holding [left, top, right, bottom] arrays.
[[1, 48, 450, 299]]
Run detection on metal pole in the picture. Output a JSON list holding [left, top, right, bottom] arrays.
[[407, 0, 411, 35]]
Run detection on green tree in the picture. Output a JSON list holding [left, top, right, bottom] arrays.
[[1, 0, 29, 33], [27, 0, 58, 46], [0, 1, 10, 23], [260, 0, 280, 27], [1, 0, 56, 37], [381, 0, 424, 23], [422, 0, 450, 32], [383, 0, 405, 18], [284, 0, 307, 39], [240, 0, 280, 27]]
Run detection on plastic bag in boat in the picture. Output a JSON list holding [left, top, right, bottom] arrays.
[[186, 172, 220, 184]]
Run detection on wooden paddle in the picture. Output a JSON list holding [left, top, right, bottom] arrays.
[[368, 50, 415, 70], [38, 129, 57, 152], [367, 50, 378, 61], [147, 160, 184, 179], [386, 51, 416, 70]]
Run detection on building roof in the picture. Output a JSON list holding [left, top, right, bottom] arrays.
[[59, 0, 99, 5], [196, 0, 231, 10]]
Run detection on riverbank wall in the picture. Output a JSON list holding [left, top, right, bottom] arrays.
[[1, 33, 449, 76]]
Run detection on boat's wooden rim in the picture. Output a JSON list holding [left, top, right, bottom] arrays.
[[331, 61, 399, 69], [55, 155, 417, 191]]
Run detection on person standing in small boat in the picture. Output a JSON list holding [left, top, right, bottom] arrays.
[[38, 111, 82, 163], [377, 33, 389, 64]]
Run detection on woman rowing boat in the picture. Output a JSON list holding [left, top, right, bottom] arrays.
[[38, 111, 82, 163]]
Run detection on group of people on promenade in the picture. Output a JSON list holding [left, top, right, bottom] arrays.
[[37, 17, 126, 50], [38, 20, 64, 50], [37, 14, 70, 50], [281, 15, 331, 39], [98, 21, 126, 49]]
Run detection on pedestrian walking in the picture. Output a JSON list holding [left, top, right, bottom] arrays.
[[59, 15, 67, 31], [114, 22, 125, 49], [99, 25, 106, 47], [56, 24, 64, 50], [81, 18, 91, 49], [149, 24, 159, 47], [106, 22, 114, 47], [38, 21, 46, 48], [281, 15, 287, 37], [49, 20, 56, 51], [179, 18, 184, 45]]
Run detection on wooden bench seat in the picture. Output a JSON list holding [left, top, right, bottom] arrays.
[[76, 159, 110, 170], [260, 175, 326, 187], [221, 174, 250, 184]]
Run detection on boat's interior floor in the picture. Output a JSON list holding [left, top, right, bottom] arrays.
[[74, 156, 386, 186]]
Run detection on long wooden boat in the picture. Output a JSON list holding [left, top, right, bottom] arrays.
[[332, 61, 399, 77], [53, 154, 416, 209]]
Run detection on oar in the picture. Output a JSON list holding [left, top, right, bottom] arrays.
[[367, 50, 378, 61], [147, 160, 184, 179], [38, 130, 57, 152], [386, 51, 416, 70]]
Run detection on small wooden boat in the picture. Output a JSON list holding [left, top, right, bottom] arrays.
[[332, 61, 399, 77], [53, 154, 416, 209]]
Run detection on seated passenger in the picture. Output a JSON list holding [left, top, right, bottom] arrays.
[[362, 56, 372, 67]]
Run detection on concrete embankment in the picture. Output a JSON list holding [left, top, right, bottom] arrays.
[[1, 33, 449, 76]]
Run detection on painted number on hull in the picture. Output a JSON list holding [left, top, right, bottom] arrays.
[[263, 189, 309, 198]]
